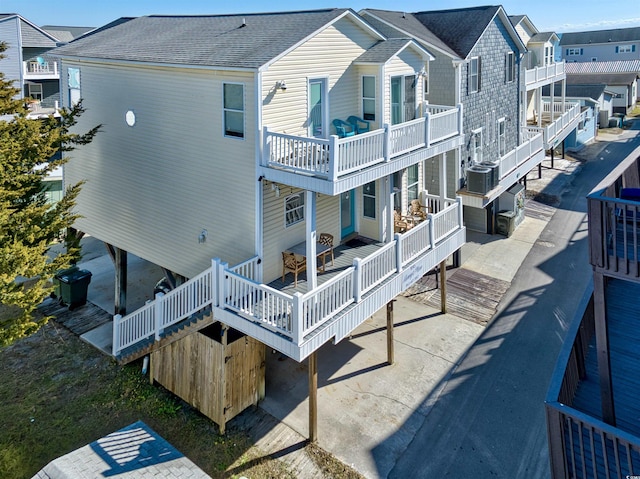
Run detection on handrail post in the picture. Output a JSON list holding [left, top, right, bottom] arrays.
[[424, 112, 431, 148], [292, 292, 304, 345], [395, 233, 403, 272], [263, 126, 270, 167], [329, 135, 339, 181], [211, 258, 220, 307], [112, 314, 122, 356], [154, 292, 164, 341], [353, 258, 363, 303], [384, 123, 391, 162], [218, 261, 228, 308]]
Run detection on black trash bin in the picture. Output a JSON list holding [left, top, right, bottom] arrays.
[[54, 267, 92, 309]]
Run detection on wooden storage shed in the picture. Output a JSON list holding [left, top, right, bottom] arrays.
[[150, 322, 266, 433]]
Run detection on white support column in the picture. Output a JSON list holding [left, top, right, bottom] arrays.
[[550, 80, 555, 121], [305, 190, 317, 291], [537, 88, 543, 128]]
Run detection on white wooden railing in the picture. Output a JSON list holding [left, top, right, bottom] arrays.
[[524, 61, 565, 87], [265, 104, 462, 181], [498, 133, 544, 179], [112, 197, 464, 356], [23, 60, 59, 76], [524, 102, 581, 148]]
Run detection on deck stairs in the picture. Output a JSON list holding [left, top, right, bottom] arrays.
[[116, 307, 214, 365]]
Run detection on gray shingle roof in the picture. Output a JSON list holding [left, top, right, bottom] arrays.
[[355, 38, 426, 64], [41, 25, 96, 42], [565, 60, 640, 74], [529, 32, 556, 43], [412, 6, 502, 58], [559, 26, 640, 45], [359, 9, 458, 58], [509, 15, 526, 28], [542, 83, 613, 100], [19, 19, 58, 47], [51, 9, 351, 69], [566, 72, 639, 85]]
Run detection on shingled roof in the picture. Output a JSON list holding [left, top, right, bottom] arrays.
[[51, 9, 358, 70], [560, 26, 640, 46], [358, 9, 458, 58], [566, 72, 640, 85]]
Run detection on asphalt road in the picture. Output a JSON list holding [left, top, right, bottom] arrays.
[[387, 122, 640, 478]]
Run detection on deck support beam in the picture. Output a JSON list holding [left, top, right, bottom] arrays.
[[594, 272, 615, 425], [115, 247, 127, 316], [440, 259, 447, 314], [386, 301, 394, 365], [305, 190, 318, 291], [308, 351, 318, 443]]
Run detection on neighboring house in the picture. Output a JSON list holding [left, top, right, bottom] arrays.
[[0, 14, 93, 203], [560, 26, 640, 63], [565, 71, 639, 114], [545, 150, 640, 478], [51, 9, 467, 433], [360, 6, 581, 234]]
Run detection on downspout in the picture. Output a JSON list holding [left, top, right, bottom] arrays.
[[255, 69, 264, 282], [17, 17, 24, 99]]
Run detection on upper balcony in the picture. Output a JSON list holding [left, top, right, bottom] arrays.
[[457, 131, 545, 208], [23, 60, 59, 80], [587, 153, 640, 282], [111, 194, 466, 363], [524, 100, 583, 151], [524, 61, 566, 91], [261, 104, 464, 196]]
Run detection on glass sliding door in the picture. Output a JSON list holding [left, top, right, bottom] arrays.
[[391, 75, 416, 125]]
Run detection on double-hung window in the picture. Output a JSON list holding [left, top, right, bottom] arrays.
[[223, 83, 244, 138], [28, 83, 43, 101], [505, 52, 515, 83], [362, 76, 376, 121], [566, 48, 582, 56], [68, 67, 81, 106], [544, 46, 554, 65], [285, 193, 304, 227], [468, 57, 480, 93], [616, 44, 635, 54], [363, 181, 376, 219], [497, 118, 506, 157]]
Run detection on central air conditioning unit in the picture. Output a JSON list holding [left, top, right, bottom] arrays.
[[466, 165, 492, 195], [479, 161, 499, 190]]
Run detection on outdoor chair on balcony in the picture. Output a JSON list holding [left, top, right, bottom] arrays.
[[332, 119, 355, 138], [318, 233, 335, 271], [394, 210, 414, 233], [282, 251, 306, 287], [408, 199, 428, 223], [347, 116, 371, 134]]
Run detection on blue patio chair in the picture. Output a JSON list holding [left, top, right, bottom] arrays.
[[332, 119, 355, 138], [347, 115, 371, 134]]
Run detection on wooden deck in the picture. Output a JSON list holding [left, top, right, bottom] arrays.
[[268, 238, 384, 294], [572, 278, 640, 436]]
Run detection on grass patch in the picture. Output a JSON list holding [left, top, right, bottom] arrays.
[[0, 310, 363, 478]]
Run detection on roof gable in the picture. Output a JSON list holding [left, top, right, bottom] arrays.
[[51, 9, 381, 71], [560, 26, 640, 46], [355, 38, 433, 64]]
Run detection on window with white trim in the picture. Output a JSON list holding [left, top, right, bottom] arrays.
[[407, 164, 419, 203], [223, 82, 244, 138], [505, 52, 515, 83], [472, 129, 483, 163], [362, 76, 376, 121], [284, 193, 304, 227], [616, 44, 635, 53], [545, 46, 554, 65], [566, 48, 582, 56], [497, 118, 506, 157], [68, 67, 80, 106], [363, 181, 376, 219], [468, 56, 480, 93], [28, 83, 43, 101]]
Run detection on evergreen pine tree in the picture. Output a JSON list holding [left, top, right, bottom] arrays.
[[0, 42, 100, 345]]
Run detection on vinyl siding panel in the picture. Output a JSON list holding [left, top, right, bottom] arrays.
[[0, 18, 23, 93], [261, 16, 379, 137], [62, 60, 257, 278], [261, 183, 340, 283]]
